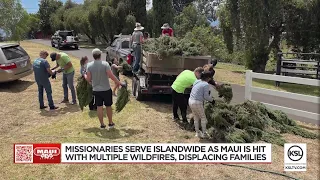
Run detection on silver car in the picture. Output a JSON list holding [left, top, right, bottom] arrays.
[[0, 43, 33, 83]]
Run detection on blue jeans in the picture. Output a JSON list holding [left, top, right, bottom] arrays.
[[37, 80, 54, 108], [62, 71, 76, 103], [132, 44, 142, 73]]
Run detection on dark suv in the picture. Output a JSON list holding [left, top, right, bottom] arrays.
[[51, 30, 79, 50]]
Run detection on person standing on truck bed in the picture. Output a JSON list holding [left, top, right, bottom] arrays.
[[130, 23, 144, 74], [161, 23, 174, 37], [171, 67, 204, 123]]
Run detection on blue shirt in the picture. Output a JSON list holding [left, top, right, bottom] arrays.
[[33, 58, 50, 84], [190, 80, 213, 102]]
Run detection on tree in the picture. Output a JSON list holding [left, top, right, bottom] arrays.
[[38, 0, 63, 36], [0, 0, 30, 41], [173, 5, 208, 37], [153, 0, 174, 37], [173, 0, 195, 13], [130, 0, 147, 26], [196, 0, 222, 21], [145, 8, 154, 36], [27, 13, 40, 38], [219, 0, 285, 72]]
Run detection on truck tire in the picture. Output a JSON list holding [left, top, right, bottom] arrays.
[[134, 78, 144, 101], [74, 44, 79, 50], [58, 43, 62, 50], [51, 41, 55, 47]]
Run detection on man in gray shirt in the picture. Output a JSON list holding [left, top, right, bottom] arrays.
[[85, 48, 126, 129], [130, 22, 144, 74]]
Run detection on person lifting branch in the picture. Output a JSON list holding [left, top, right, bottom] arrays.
[[171, 67, 204, 123], [161, 23, 174, 37]]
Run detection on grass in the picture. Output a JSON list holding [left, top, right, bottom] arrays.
[[0, 41, 319, 180], [215, 63, 320, 97]]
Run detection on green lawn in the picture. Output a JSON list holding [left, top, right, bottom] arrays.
[[215, 63, 320, 97]]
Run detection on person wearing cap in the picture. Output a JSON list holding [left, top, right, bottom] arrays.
[[33, 51, 58, 110], [50, 52, 77, 105], [161, 23, 174, 37], [85, 48, 126, 129], [130, 22, 144, 74]]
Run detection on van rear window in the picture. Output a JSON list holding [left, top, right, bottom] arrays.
[[2, 46, 28, 60]]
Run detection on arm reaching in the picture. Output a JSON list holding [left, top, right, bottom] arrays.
[[107, 69, 121, 86], [204, 84, 214, 102]]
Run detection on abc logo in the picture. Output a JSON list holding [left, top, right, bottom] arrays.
[[287, 145, 303, 161]]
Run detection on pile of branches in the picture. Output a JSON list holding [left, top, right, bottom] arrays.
[[143, 36, 206, 57], [189, 85, 318, 146], [76, 76, 93, 111]]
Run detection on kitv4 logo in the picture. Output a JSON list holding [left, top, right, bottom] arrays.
[[284, 144, 307, 171]]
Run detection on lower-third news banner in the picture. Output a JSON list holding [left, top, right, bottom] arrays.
[[14, 143, 272, 164]]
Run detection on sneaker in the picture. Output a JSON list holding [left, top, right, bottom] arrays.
[[71, 101, 77, 105], [195, 131, 202, 137], [40, 106, 48, 110], [200, 132, 210, 139], [50, 106, 59, 110], [108, 123, 115, 129], [100, 124, 106, 129], [173, 117, 180, 121], [61, 99, 69, 103]]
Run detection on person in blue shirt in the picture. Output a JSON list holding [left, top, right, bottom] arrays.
[[33, 51, 58, 110], [188, 70, 215, 139]]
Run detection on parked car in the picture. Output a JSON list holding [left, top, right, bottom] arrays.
[[51, 30, 79, 50], [105, 34, 133, 75], [0, 43, 33, 83]]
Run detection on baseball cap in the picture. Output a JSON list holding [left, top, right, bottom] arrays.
[[50, 52, 57, 61], [92, 48, 102, 55]]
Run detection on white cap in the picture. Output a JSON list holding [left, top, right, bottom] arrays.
[[92, 48, 102, 55]]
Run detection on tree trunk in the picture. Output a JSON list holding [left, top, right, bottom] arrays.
[[252, 55, 268, 73]]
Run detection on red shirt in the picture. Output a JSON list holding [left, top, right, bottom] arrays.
[[162, 28, 173, 37]]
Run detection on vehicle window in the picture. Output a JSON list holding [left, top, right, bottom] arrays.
[[111, 39, 118, 47], [59, 31, 73, 37], [2, 46, 28, 60], [122, 41, 130, 48]]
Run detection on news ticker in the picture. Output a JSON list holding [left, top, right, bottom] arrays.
[[14, 143, 272, 164]]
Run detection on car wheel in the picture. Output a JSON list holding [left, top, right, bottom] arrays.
[[51, 41, 55, 47], [134, 79, 144, 101], [74, 44, 79, 50], [58, 43, 62, 50]]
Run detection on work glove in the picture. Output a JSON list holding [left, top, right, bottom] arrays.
[[57, 68, 64, 73], [51, 71, 57, 79], [120, 82, 127, 88]]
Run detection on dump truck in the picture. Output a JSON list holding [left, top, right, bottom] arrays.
[[132, 50, 212, 101]]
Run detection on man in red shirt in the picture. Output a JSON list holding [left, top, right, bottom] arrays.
[[161, 23, 174, 37]]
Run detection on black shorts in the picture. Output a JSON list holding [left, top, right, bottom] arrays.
[[93, 89, 113, 107]]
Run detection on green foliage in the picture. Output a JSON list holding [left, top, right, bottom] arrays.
[[173, 5, 208, 37], [38, 0, 63, 35], [130, 0, 147, 25], [142, 36, 204, 56], [0, 0, 30, 40], [216, 84, 233, 103], [153, 0, 174, 37], [173, 0, 195, 13], [202, 98, 319, 146], [115, 80, 130, 112], [76, 77, 93, 111]]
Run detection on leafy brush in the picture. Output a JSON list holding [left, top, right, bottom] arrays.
[[76, 77, 92, 111], [115, 80, 130, 113]]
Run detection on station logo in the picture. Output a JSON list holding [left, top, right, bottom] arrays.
[[284, 144, 306, 171]]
